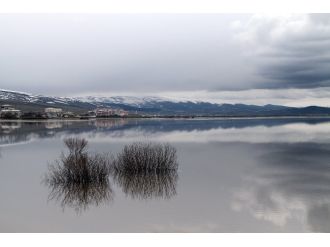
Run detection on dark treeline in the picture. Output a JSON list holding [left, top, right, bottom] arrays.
[[44, 138, 179, 212]]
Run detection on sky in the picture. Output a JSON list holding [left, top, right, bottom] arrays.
[[1, 13, 330, 106]]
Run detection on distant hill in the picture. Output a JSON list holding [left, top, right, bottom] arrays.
[[1, 89, 330, 116]]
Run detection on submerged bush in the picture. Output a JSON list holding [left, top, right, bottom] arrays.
[[45, 140, 180, 209], [112, 142, 179, 199], [44, 138, 113, 212], [47, 137, 112, 184], [113, 142, 178, 173]]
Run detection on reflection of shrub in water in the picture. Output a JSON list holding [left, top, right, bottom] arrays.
[[113, 170, 178, 199], [113, 142, 178, 199], [44, 138, 113, 212], [46, 177, 113, 212], [45, 140, 179, 209]]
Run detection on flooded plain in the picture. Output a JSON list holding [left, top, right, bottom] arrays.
[[1, 118, 330, 232]]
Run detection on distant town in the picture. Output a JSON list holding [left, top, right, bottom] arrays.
[[0, 104, 140, 120]]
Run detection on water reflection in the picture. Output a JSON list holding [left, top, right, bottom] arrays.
[[45, 121, 64, 129], [44, 138, 113, 212], [45, 139, 179, 211], [112, 142, 178, 199], [5, 118, 330, 231], [113, 170, 178, 200], [0, 121, 21, 134], [3, 118, 330, 146], [46, 177, 113, 213], [94, 119, 129, 128], [232, 143, 330, 232]]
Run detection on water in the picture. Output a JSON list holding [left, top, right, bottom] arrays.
[[1, 117, 330, 232]]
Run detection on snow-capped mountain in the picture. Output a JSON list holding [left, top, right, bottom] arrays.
[[0, 89, 172, 108], [75, 95, 172, 108], [0, 89, 80, 105], [0, 89, 97, 112], [0, 89, 189, 113], [2, 88, 330, 116]]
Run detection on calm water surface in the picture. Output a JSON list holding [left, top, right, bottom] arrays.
[[1, 118, 330, 232]]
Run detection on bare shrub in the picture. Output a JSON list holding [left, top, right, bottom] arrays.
[[45, 140, 179, 208], [46, 152, 112, 185], [112, 142, 179, 199], [44, 138, 113, 212], [113, 142, 178, 173]]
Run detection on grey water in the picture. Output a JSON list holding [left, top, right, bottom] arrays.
[[1, 117, 330, 232]]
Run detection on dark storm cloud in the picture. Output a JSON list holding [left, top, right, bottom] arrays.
[[259, 63, 330, 88], [235, 14, 330, 89]]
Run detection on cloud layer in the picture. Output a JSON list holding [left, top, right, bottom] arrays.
[[1, 14, 330, 104], [234, 14, 330, 89]]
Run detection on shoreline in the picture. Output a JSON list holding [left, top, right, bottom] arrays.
[[2, 115, 330, 122]]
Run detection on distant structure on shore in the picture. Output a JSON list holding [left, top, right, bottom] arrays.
[[0, 104, 22, 119], [45, 108, 63, 119], [0, 104, 132, 120], [95, 108, 129, 118]]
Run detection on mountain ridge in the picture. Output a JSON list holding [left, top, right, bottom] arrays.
[[1, 89, 330, 116]]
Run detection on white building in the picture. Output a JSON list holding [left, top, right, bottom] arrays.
[[45, 108, 63, 118], [116, 109, 129, 117], [95, 108, 128, 117], [0, 105, 21, 119], [1, 104, 14, 110]]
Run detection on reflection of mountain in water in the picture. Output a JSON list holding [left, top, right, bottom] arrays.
[[2, 118, 330, 146], [232, 142, 330, 232]]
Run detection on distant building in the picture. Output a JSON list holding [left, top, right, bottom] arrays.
[[1, 104, 14, 110], [87, 111, 96, 118], [95, 108, 128, 117], [79, 111, 97, 119], [95, 108, 115, 117], [116, 109, 129, 117], [0, 105, 21, 119], [62, 112, 76, 118], [45, 108, 63, 118]]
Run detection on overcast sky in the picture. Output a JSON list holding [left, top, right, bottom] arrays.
[[1, 14, 330, 106]]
